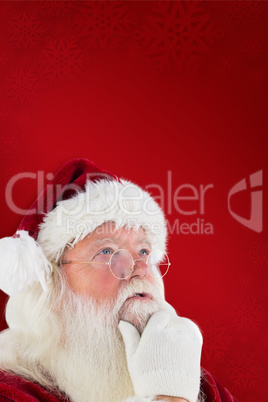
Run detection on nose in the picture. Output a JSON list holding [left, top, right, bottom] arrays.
[[127, 258, 150, 280]]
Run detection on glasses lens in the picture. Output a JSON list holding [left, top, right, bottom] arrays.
[[147, 250, 170, 279], [110, 249, 133, 279]]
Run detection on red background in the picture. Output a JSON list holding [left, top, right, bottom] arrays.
[[0, 1, 267, 400]]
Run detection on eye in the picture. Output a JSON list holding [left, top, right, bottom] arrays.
[[98, 248, 114, 255], [139, 248, 150, 257]]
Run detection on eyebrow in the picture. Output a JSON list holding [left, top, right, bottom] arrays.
[[91, 237, 151, 248], [91, 238, 119, 247], [136, 239, 151, 246]]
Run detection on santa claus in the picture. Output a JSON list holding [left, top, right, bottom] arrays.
[[0, 159, 237, 402]]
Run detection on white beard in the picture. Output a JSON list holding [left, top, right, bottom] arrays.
[[48, 279, 171, 402]]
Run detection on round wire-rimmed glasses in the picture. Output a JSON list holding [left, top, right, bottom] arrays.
[[61, 249, 170, 280]]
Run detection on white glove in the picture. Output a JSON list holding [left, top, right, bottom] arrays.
[[118, 310, 202, 402]]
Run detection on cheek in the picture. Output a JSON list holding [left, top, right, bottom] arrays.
[[63, 265, 121, 299], [146, 275, 157, 287], [62, 265, 87, 293], [146, 276, 165, 297], [91, 270, 121, 299]]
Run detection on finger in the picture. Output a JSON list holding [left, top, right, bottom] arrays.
[[118, 320, 141, 358], [171, 317, 203, 345], [143, 310, 171, 336], [161, 300, 178, 317]]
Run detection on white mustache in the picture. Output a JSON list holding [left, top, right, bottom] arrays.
[[113, 278, 162, 311]]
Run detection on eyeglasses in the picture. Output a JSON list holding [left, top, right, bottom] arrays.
[[61, 249, 170, 280]]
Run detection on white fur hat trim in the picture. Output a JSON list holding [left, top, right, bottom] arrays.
[[38, 179, 167, 263]]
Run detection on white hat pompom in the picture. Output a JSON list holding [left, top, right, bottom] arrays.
[[0, 230, 53, 296]]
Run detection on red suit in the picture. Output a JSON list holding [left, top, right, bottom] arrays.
[[0, 369, 238, 402]]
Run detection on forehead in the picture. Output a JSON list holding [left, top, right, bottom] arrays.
[[85, 222, 149, 246]]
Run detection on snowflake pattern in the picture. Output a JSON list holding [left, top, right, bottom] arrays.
[[226, 0, 263, 27], [231, 297, 265, 332], [200, 317, 234, 363], [241, 39, 264, 62], [16, 112, 32, 131], [4, 68, 40, 104], [239, 271, 258, 290], [39, 0, 75, 17], [217, 55, 233, 71], [54, 23, 66, 36], [226, 349, 263, 389], [38, 37, 86, 84], [248, 70, 263, 84], [133, 1, 221, 73], [248, 240, 268, 266], [72, 1, 135, 50], [4, 10, 45, 49], [0, 51, 8, 66], [0, 2, 13, 18]]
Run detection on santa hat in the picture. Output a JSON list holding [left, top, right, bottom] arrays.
[[0, 158, 167, 296]]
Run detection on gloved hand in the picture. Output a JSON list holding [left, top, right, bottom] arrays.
[[118, 310, 202, 402]]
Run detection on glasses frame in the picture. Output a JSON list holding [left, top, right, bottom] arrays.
[[60, 248, 170, 280]]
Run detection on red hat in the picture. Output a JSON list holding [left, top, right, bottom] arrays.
[[0, 158, 167, 296]]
